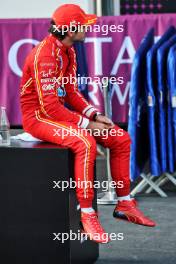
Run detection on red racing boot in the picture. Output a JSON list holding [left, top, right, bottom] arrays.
[[113, 199, 156, 227], [81, 212, 110, 243]]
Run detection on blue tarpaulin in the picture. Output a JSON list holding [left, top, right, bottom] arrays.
[[157, 34, 176, 173], [128, 28, 154, 181], [167, 45, 176, 172], [146, 26, 176, 176]]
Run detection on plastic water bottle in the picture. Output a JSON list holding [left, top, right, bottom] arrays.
[[0, 106, 10, 146]]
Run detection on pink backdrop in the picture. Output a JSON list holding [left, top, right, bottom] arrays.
[[0, 14, 176, 125]]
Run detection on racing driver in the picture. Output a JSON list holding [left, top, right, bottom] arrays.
[[20, 4, 156, 244]]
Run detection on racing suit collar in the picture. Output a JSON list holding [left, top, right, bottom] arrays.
[[49, 34, 69, 52]]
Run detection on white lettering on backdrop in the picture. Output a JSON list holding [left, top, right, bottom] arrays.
[[8, 39, 39, 77], [85, 37, 136, 106]]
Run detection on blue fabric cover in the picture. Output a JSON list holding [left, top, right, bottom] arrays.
[[157, 34, 176, 173], [167, 45, 176, 172], [146, 26, 175, 176], [128, 28, 154, 181], [74, 42, 89, 99]]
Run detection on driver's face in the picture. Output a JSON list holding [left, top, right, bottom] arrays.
[[73, 30, 86, 41], [68, 28, 86, 42]]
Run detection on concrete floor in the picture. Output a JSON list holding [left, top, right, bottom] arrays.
[[96, 194, 176, 264]]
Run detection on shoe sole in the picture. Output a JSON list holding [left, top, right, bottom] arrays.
[[113, 213, 156, 227]]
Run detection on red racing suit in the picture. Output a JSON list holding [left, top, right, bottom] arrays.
[[20, 34, 131, 208]]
